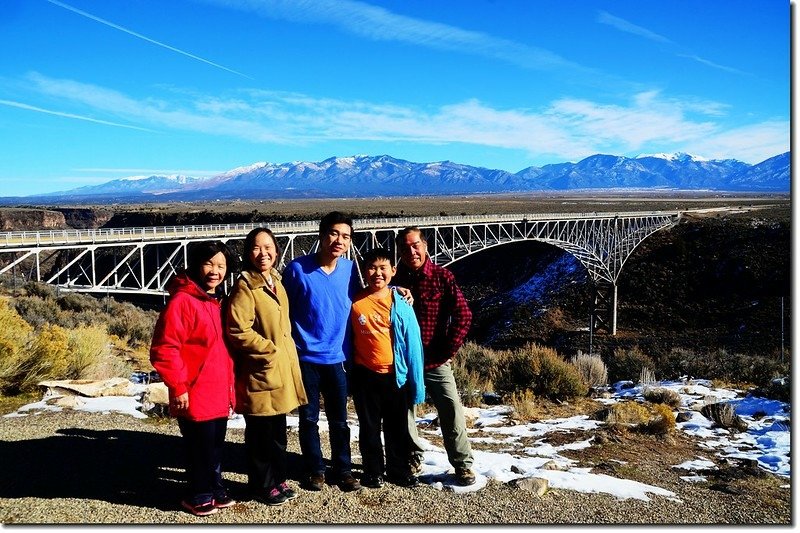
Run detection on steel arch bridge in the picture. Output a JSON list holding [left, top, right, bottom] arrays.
[[0, 210, 680, 335]]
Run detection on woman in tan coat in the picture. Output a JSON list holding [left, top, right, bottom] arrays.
[[227, 227, 307, 506]]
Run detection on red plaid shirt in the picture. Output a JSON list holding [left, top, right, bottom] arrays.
[[394, 257, 472, 369]]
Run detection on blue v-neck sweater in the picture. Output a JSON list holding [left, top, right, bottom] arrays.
[[282, 254, 362, 365]]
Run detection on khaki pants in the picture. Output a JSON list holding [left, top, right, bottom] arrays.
[[407, 361, 473, 470]]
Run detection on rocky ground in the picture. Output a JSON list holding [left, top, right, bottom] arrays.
[[0, 406, 789, 525]]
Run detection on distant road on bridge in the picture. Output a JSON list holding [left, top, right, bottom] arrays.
[[0, 205, 763, 248]]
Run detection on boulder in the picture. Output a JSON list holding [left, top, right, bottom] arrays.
[[509, 477, 549, 496], [38, 378, 133, 398]]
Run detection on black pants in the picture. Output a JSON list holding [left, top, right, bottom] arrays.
[[351, 365, 412, 478], [244, 414, 288, 493], [177, 417, 228, 505]]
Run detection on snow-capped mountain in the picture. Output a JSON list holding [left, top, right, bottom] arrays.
[[56, 174, 208, 196], [12, 152, 790, 203]]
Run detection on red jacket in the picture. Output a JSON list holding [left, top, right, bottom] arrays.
[[150, 273, 235, 421]]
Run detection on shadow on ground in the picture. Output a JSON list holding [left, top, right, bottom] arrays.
[[0, 426, 306, 512]]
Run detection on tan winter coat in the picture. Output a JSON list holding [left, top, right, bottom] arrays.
[[226, 268, 307, 416]]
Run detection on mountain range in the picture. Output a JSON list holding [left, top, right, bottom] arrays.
[[8, 152, 790, 203]]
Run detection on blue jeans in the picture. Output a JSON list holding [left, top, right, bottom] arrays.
[[298, 361, 352, 477]]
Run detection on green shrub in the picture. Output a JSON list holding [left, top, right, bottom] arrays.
[[570, 351, 608, 388], [606, 346, 655, 384], [494, 343, 588, 401]]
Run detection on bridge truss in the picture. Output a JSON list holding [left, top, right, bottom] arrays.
[[0, 211, 680, 335]]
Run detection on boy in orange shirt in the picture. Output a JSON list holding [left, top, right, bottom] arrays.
[[350, 248, 425, 488]]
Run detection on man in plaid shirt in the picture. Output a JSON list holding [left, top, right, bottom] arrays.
[[393, 226, 476, 486]]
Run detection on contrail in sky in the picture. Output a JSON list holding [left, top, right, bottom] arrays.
[[0, 99, 156, 132], [45, 0, 253, 79]]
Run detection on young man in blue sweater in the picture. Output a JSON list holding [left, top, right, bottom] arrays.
[[282, 211, 363, 492]]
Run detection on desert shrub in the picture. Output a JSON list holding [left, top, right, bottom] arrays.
[[659, 347, 787, 388], [456, 341, 498, 383], [508, 389, 538, 421], [453, 342, 499, 405], [701, 402, 748, 432], [107, 303, 157, 348], [0, 298, 33, 347], [12, 296, 64, 329], [604, 401, 651, 427], [65, 325, 115, 379], [750, 377, 790, 403], [57, 292, 100, 313], [639, 366, 657, 386], [643, 387, 682, 408], [494, 343, 587, 401], [0, 300, 34, 393], [22, 281, 57, 300], [9, 324, 72, 393], [644, 403, 677, 435], [606, 346, 655, 384], [570, 351, 608, 388]]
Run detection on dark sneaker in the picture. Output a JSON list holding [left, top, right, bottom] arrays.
[[361, 474, 384, 489], [257, 487, 287, 506], [181, 500, 218, 516], [278, 481, 298, 500], [212, 493, 237, 508], [306, 472, 325, 491], [388, 474, 419, 488], [455, 467, 476, 486], [337, 472, 362, 492]]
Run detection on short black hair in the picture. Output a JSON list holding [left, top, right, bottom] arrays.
[[396, 226, 427, 245], [319, 211, 354, 236], [186, 240, 236, 282], [242, 227, 280, 271], [362, 247, 394, 267]]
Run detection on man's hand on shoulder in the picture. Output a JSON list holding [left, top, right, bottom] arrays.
[[393, 286, 414, 305]]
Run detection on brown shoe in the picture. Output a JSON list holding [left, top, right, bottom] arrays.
[[455, 467, 476, 486], [337, 472, 362, 492], [306, 472, 325, 491]]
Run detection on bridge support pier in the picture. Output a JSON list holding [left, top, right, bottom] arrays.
[[591, 281, 618, 336]]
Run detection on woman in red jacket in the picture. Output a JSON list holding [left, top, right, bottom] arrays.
[[150, 240, 237, 517]]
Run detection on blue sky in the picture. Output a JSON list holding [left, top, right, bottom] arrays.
[[0, 0, 790, 197]]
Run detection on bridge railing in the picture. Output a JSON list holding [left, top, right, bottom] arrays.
[[0, 210, 680, 248]]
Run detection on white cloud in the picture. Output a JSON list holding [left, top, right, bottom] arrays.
[[22, 73, 787, 165], [597, 10, 745, 75], [0, 98, 155, 132], [46, 0, 251, 79], [196, 0, 586, 73], [597, 10, 672, 44], [689, 121, 789, 163]]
